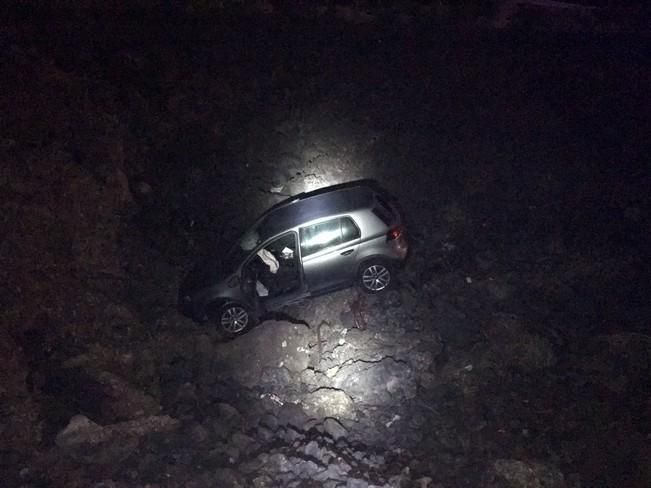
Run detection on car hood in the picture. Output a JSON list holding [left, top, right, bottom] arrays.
[[180, 253, 238, 297]]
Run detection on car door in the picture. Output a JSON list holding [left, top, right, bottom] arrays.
[[241, 231, 301, 298], [300, 216, 361, 293]]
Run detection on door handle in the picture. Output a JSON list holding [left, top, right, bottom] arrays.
[[340, 249, 354, 256]]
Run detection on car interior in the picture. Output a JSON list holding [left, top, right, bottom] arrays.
[[244, 232, 301, 299]]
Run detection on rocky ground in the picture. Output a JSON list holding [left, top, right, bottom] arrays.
[[1, 4, 650, 488]]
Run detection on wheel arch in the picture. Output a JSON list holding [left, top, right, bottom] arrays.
[[356, 254, 395, 274]]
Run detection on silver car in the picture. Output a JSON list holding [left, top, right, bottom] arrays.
[[179, 182, 408, 335]]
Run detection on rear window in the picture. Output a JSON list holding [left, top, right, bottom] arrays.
[[341, 217, 361, 242], [372, 195, 395, 226]]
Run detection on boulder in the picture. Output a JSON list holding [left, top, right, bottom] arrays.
[[330, 358, 417, 405], [276, 402, 310, 430], [302, 389, 355, 419], [55, 414, 178, 464], [95, 371, 160, 420], [323, 417, 348, 440]]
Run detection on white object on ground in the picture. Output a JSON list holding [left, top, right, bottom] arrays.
[[385, 414, 401, 428]]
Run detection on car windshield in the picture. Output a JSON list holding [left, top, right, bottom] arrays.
[[189, 233, 254, 288], [235, 216, 278, 253]]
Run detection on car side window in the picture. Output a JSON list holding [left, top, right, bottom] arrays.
[[341, 217, 360, 242], [300, 219, 342, 257], [300, 217, 361, 257]]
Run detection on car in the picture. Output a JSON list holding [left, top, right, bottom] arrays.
[[179, 181, 408, 335]]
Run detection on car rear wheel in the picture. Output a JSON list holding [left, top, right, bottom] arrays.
[[217, 303, 252, 335], [359, 260, 393, 294]]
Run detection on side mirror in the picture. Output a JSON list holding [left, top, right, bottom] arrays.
[[227, 275, 241, 288]]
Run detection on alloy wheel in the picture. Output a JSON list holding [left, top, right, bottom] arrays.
[[221, 306, 249, 334], [362, 264, 391, 292]]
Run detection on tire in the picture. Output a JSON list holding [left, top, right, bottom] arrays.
[[358, 260, 393, 294], [212, 303, 254, 336]]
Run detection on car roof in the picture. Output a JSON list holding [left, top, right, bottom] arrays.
[[258, 183, 375, 239]]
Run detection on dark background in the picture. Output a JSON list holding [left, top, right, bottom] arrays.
[[1, 1, 650, 486]]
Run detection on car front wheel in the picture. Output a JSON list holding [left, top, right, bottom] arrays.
[[359, 261, 393, 294], [218, 303, 252, 335]]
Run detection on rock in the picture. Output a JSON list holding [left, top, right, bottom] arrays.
[[323, 417, 348, 440], [240, 454, 268, 475], [96, 371, 160, 420], [261, 366, 293, 388], [56, 414, 178, 446], [314, 459, 352, 481], [210, 441, 241, 464], [493, 459, 566, 488], [259, 413, 280, 431], [230, 431, 257, 454], [256, 426, 275, 442], [369, 454, 385, 466], [211, 418, 233, 441], [215, 402, 244, 431], [302, 389, 355, 418], [388, 467, 413, 487], [55, 415, 110, 448], [295, 459, 324, 478], [277, 402, 310, 430], [303, 439, 322, 459], [331, 358, 417, 405], [415, 477, 434, 488], [55, 414, 178, 464], [279, 425, 304, 443], [213, 468, 246, 487], [268, 453, 294, 473], [252, 475, 275, 487], [347, 479, 369, 488]]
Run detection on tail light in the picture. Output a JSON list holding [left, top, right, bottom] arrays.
[[387, 225, 408, 259], [387, 225, 405, 241]]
